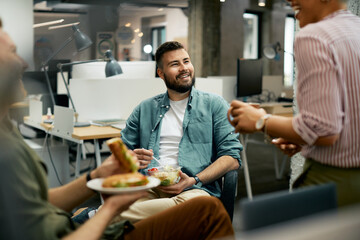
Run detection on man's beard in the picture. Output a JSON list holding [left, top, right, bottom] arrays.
[[163, 73, 195, 93]]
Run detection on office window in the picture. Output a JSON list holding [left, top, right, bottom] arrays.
[[243, 12, 260, 59], [283, 15, 295, 87], [151, 27, 166, 55]]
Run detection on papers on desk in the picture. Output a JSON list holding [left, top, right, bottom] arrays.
[[110, 123, 126, 130], [90, 118, 126, 128]]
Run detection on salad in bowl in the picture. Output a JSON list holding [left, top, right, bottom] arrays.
[[147, 165, 181, 186]]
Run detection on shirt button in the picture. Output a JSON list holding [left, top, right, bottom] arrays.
[[160, 115, 163, 117], [152, 129, 154, 132], [166, 106, 169, 108]]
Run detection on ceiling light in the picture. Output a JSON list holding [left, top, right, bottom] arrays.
[[33, 19, 64, 29], [143, 44, 153, 54], [48, 22, 79, 30], [134, 28, 140, 33], [138, 32, 143, 37], [158, 8, 164, 11], [258, 0, 266, 7], [220, 0, 225, 2], [125, 22, 131, 27]]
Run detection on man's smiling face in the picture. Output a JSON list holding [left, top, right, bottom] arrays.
[[157, 48, 195, 94]]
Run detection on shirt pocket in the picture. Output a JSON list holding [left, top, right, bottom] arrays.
[[187, 119, 212, 143]]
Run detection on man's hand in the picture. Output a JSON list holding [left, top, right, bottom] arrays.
[[272, 138, 302, 157], [157, 171, 194, 195], [92, 153, 136, 179], [228, 100, 267, 134], [133, 148, 153, 169]]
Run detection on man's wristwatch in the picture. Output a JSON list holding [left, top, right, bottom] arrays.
[[194, 176, 202, 187], [255, 114, 272, 131]]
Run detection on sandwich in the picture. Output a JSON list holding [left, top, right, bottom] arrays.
[[106, 137, 139, 173], [102, 172, 149, 188]]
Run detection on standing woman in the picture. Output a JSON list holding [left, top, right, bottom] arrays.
[[228, 0, 360, 207]]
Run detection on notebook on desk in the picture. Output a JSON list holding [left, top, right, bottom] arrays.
[[91, 118, 125, 126], [110, 122, 126, 130]]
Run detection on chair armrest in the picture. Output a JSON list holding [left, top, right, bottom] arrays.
[[220, 169, 238, 221]]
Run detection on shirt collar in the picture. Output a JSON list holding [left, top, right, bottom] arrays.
[[160, 86, 196, 108]]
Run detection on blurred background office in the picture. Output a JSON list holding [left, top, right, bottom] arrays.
[[1, 0, 360, 238]]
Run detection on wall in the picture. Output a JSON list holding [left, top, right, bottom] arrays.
[[349, 0, 360, 16], [220, 0, 293, 77], [117, 7, 188, 61], [220, 0, 248, 76], [0, 0, 34, 70]]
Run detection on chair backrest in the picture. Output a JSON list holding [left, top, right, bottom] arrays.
[[240, 183, 337, 231], [219, 169, 238, 222]]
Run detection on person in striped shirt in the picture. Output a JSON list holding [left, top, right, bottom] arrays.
[[228, 0, 360, 207]]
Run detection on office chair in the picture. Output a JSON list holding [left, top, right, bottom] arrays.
[[219, 169, 238, 222], [240, 183, 337, 231]]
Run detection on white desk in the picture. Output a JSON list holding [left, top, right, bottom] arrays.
[[24, 116, 121, 177], [240, 103, 294, 200]]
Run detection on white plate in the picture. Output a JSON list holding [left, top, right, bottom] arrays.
[[86, 176, 160, 194]]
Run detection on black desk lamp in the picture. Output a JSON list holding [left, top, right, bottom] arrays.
[[41, 24, 92, 108], [57, 50, 123, 127]]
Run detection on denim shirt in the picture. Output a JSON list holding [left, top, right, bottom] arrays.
[[121, 87, 242, 197]]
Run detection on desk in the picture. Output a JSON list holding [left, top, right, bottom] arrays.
[[260, 102, 293, 117], [24, 116, 120, 177], [240, 103, 294, 199]]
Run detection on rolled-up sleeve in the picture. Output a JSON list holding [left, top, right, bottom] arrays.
[[293, 34, 344, 145], [121, 105, 141, 149], [212, 96, 242, 166]]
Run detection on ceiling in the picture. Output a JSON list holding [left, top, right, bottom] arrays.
[[34, 0, 188, 11]]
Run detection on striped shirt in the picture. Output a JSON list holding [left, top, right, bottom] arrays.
[[292, 10, 360, 168]]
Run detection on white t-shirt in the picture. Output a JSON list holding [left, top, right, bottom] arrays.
[[159, 97, 188, 166]]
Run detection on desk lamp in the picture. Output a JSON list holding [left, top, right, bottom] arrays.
[[41, 24, 92, 107], [57, 50, 123, 127], [263, 42, 293, 60]]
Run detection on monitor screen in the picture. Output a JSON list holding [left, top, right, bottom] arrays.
[[236, 58, 263, 98], [22, 71, 57, 95]]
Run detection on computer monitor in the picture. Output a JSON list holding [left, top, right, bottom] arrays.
[[22, 71, 57, 95], [236, 58, 263, 98]]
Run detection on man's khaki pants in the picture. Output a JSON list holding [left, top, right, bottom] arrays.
[[114, 188, 210, 223]]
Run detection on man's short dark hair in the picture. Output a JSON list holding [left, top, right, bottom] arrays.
[[155, 41, 185, 69]]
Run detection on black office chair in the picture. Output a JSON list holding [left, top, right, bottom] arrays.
[[240, 183, 337, 231], [219, 169, 238, 222]]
